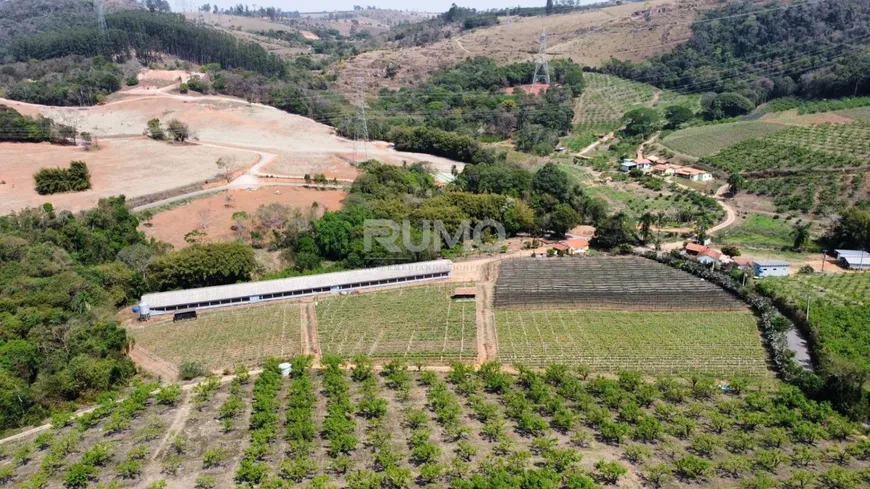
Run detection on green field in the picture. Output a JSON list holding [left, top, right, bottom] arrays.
[[715, 214, 798, 249], [494, 310, 769, 377], [315, 283, 476, 362], [661, 120, 789, 157], [580, 182, 724, 226], [132, 302, 302, 371]]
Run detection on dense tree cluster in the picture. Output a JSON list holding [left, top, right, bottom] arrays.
[[603, 0, 870, 103], [389, 127, 491, 163], [33, 161, 92, 195], [339, 57, 583, 156], [148, 242, 257, 291], [0, 105, 54, 142], [3, 56, 125, 106], [0, 197, 146, 429], [8, 11, 286, 78]]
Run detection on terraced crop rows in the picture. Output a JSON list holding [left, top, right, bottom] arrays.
[[315, 283, 476, 362], [764, 121, 870, 160], [661, 120, 789, 157], [494, 309, 770, 376], [574, 73, 658, 126], [132, 302, 302, 371]]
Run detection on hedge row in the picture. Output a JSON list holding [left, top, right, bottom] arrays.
[[33, 161, 91, 195]]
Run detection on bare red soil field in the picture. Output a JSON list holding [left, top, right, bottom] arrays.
[[142, 186, 346, 248], [0, 139, 257, 214]]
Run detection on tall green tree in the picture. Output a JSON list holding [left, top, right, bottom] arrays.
[[727, 172, 745, 196], [791, 223, 812, 252]]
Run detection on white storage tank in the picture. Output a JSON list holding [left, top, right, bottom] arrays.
[[278, 362, 292, 377]]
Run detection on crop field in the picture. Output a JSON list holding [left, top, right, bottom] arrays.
[[572, 73, 697, 132], [315, 283, 476, 362], [131, 302, 302, 372], [494, 257, 744, 311], [579, 182, 724, 226], [7, 360, 866, 489], [661, 121, 788, 157], [763, 121, 870, 161], [494, 310, 769, 376]]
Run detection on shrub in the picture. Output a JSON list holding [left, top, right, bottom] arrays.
[[179, 362, 207, 380], [145, 482, 167, 489], [203, 446, 228, 468], [116, 459, 142, 479], [63, 462, 97, 488], [33, 161, 91, 195], [156, 384, 182, 406], [594, 460, 627, 484], [194, 476, 217, 489], [673, 455, 712, 481]]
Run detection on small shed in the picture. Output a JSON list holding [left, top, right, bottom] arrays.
[[753, 260, 791, 278], [452, 287, 477, 300], [619, 160, 638, 172], [173, 309, 198, 322]]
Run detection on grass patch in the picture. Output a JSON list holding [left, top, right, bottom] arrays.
[[715, 214, 795, 248]]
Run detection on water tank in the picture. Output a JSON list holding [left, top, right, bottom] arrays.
[[278, 362, 292, 377], [132, 306, 140, 314], [139, 303, 151, 315]]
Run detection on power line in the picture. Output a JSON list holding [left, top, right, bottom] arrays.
[[532, 29, 550, 86]]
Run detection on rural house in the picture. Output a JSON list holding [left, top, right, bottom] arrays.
[[560, 238, 590, 255], [696, 248, 722, 266], [752, 260, 791, 277], [685, 242, 708, 256], [651, 164, 675, 176], [675, 167, 713, 182], [619, 160, 638, 172]]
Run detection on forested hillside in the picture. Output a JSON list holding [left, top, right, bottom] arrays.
[[603, 0, 870, 104], [0, 0, 139, 59]]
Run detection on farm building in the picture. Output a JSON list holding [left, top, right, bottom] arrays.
[[837, 250, 870, 270], [753, 260, 791, 277], [619, 160, 637, 172], [685, 242, 707, 256], [139, 260, 453, 315]]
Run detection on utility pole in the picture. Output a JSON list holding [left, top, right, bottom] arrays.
[[532, 28, 551, 86], [353, 77, 370, 162], [96, 0, 107, 34]]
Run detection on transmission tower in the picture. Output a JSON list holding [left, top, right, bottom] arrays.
[[532, 29, 551, 86], [352, 77, 370, 162], [96, 0, 107, 34]]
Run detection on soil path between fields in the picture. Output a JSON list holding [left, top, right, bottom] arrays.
[[150, 391, 193, 461]]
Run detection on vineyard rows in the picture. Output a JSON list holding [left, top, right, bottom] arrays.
[[494, 257, 745, 311], [493, 309, 770, 377], [760, 273, 870, 308], [132, 302, 302, 371], [315, 283, 476, 363]]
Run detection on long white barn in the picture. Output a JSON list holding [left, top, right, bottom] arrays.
[[140, 260, 452, 315]]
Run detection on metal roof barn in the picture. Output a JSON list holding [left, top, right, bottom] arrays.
[[140, 260, 453, 315]]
